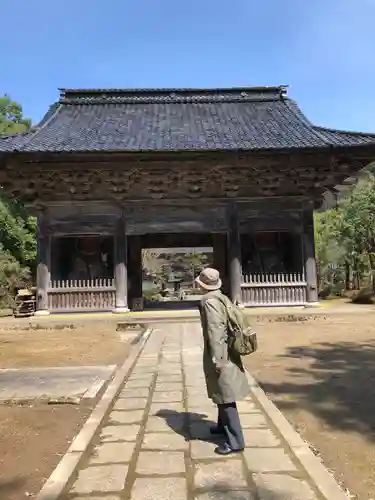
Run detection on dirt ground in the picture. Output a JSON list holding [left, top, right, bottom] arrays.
[[0, 321, 134, 499], [246, 313, 375, 500], [0, 321, 132, 368], [0, 403, 93, 500]]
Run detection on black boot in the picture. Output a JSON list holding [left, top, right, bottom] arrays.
[[210, 426, 225, 435]]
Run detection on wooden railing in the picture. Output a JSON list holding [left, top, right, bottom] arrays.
[[241, 273, 307, 307], [48, 278, 116, 312]]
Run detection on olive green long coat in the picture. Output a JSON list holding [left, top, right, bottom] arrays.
[[198, 290, 250, 405]]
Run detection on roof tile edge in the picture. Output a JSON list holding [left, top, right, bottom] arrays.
[[59, 85, 288, 104]]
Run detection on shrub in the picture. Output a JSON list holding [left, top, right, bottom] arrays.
[[351, 286, 374, 304], [0, 244, 31, 308]]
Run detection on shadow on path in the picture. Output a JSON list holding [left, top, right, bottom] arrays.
[[155, 409, 222, 443], [260, 340, 375, 440]]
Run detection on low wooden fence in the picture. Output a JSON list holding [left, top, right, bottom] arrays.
[[241, 273, 307, 307], [48, 279, 116, 312]]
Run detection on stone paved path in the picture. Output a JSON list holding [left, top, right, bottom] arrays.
[[65, 323, 324, 500]]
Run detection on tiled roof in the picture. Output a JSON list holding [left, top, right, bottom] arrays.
[[0, 131, 33, 152], [1, 86, 375, 153]]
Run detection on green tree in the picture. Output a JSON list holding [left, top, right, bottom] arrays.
[[0, 96, 33, 308], [314, 209, 343, 288], [0, 95, 31, 135], [178, 252, 209, 285], [0, 244, 31, 307], [336, 174, 375, 290], [315, 172, 375, 297], [0, 197, 36, 267]]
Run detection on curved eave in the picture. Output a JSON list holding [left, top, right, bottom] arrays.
[[313, 126, 375, 147]]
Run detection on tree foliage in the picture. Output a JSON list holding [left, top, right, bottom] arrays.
[[315, 172, 375, 298], [142, 249, 210, 286], [0, 96, 34, 308], [0, 95, 31, 135]]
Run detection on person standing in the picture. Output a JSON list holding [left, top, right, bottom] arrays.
[[196, 267, 250, 455]]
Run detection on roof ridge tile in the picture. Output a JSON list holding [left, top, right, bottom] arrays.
[[59, 86, 287, 105]]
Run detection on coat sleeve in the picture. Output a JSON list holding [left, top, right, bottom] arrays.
[[202, 298, 228, 366]]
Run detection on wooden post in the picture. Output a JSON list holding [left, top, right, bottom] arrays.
[[35, 213, 50, 316], [212, 233, 229, 295], [128, 235, 143, 310], [303, 207, 319, 306], [227, 204, 243, 306], [114, 216, 129, 312]]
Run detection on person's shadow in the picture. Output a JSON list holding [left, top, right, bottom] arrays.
[[155, 409, 223, 444]]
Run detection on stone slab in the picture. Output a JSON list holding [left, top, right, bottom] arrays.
[[113, 398, 148, 411], [188, 396, 213, 407], [243, 429, 281, 447], [158, 368, 182, 375], [131, 477, 186, 500], [100, 424, 140, 443], [240, 413, 268, 429], [131, 368, 156, 375], [119, 388, 150, 398], [90, 442, 135, 464], [142, 432, 187, 451], [109, 410, 144, 424], [188, 407, 217, 421], [191, 440, 237, 460], [73, 497, 120, 500], [240, 413, 268, 428], [156, 374, 183, 382], [159, 362, 181, 367], [185, 377, 206, 384], [154, 382, 183, 392], [237, 400, 257, 412], [71, 464, 128, 494], [136, 451, 185, 474], [194, 460, 248, 490], [124, 380, 153, 389], [149, 402, 184, 415], [152, 391, 183, 403], [186, 385, 207, 394], [146, 415, 185, 433], [255, 473, 319, 499], [126, 376, 154, 385], [195, 492, 254, 500], [0, 365, 116, 401], [243, 448, 297, 472], [127, 371, 155, 378]]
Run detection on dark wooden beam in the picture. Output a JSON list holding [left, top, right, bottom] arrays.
[[227, 204, 243, 306], [35, 213, 50, 316], [127, 235, 143, 310], [212, 233, 229, 295], [113, 215, 129, 312], [303, 205, 318, 305]]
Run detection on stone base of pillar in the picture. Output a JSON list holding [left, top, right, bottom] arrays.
[[34, 309, 50, 316], [113, 307, 130, 314], [304, 302, 320, 308]]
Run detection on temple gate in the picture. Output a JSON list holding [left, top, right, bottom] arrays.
[[1, 86, 375, 313]]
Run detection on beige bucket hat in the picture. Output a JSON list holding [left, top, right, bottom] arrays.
[[195, 267, 222, 291]]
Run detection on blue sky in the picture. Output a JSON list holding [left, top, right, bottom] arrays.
[[1, 0, 375, 131]]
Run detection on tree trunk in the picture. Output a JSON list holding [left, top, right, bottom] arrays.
[[345, 261, 353, 291], [368, 254, 375, 295]]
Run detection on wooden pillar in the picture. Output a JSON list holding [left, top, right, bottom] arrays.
[[212, 232, 229, 295], [227, 204, 243, 306], [114, 216, 129, 312], [128, 235, 143, 310], [35, 214, 50, 316], [303, 207, 318, 306]]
